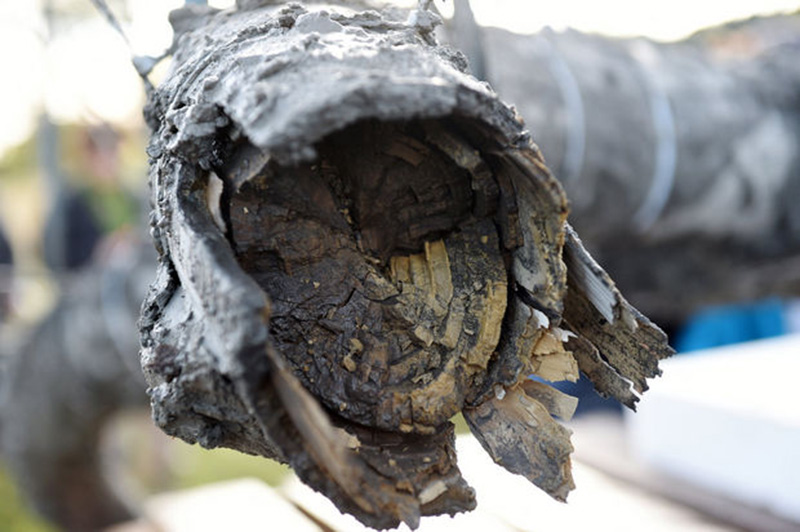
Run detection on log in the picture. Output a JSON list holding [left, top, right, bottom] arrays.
[[462, 12, 800, 323], [140, 2, 671, 529], [0, 235, 151, 531]]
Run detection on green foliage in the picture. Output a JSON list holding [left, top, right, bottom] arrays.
[[111, 413, 292, 495], [167, 444, 292, 491], [0, 136, 37, 181], [0, 462, 55, 532]]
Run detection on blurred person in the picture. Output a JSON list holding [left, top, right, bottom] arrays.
[[79, 123, 140, 234], [42, 122, 140, 273], [42, 187, 102, 272], [0, 220, 11, 320]]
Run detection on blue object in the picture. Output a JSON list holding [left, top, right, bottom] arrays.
[[553, 298, 790, 416], [674, 299, 787, 353]]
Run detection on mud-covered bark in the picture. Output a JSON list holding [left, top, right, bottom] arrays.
[[140, 2, 672, 529]]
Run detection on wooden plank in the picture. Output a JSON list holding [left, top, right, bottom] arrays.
[[455, 434, 734, 532], [281, 474, 516, 532], [137, 478, 320, 532], [573, 412, 800, 532]]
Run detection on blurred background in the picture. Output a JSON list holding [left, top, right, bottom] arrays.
[[0, 0, 799, 531]]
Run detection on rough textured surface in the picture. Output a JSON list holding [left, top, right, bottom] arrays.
[[140, 2, 672, 529], [229, 120, 510, 434], [464, 384, 575, 502]]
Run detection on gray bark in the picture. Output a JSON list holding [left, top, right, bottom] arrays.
[[0, 236, 152, 531], [140, 2, 671, 530], [466, 14, 800, 322]]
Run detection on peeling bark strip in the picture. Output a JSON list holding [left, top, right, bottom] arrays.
[[140, 2, 673, 529]]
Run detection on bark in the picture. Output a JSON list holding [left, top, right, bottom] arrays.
[[0, 235, 151, 531], [466, 13, 800, 322], [140, 2, 671, 530]]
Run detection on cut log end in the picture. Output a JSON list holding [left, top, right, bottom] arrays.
[[220, 116, 619, 517], [227, 119, 521, 434], [141, 4, 673, 529]]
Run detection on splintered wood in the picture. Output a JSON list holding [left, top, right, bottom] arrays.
[[464, 384, 576, 502], [225, 119, 653, 514], [141, 3, 674, 530]]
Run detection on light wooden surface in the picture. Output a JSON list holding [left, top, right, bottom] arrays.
[[110, 430, 741, 532], [624, 334, 800, 529]]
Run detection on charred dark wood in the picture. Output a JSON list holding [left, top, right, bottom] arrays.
[[140, 2, 672, 529]]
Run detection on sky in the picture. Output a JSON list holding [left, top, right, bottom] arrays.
[[0, 0, 797, 158]]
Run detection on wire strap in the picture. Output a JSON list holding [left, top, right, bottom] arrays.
[[631, 43, 677, 231], [535, 32, 586, 186], [89, 0, 158, 93]]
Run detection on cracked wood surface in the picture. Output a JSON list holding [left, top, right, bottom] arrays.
[[139, 2, 673, 529]]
